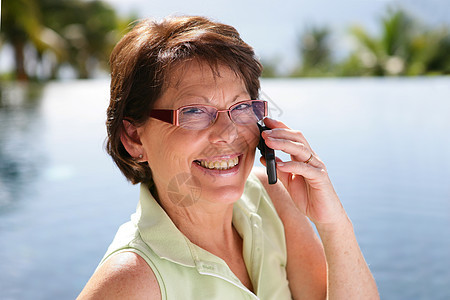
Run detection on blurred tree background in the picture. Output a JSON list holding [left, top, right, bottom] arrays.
[[1, 0, 135, 81], [266, 8, 450, 77], [336, 9, 450, 77], [1, 1, 450, 80]]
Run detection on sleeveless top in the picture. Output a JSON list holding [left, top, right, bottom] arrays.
[[98, 173, 292, 299]]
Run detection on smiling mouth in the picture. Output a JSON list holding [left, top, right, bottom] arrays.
[[194, 156, 239, 170]]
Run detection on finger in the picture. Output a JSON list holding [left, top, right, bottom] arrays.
[[263, 137, 324, 168], [261, 117, 324, 166], [264, 136, 309, 159], [260, 156, 295, 186], [263, 117, 290, 130], [276, 160, 329, 185], [262, 128, 313, 152], [259, 155, 284, 167], [262, 118, 317, 159]]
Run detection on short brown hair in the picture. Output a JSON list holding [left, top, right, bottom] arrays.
[[105, 16, 263, 184]]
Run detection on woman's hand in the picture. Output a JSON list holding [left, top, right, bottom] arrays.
[[260, 117, 347, 228], [260, 117, 380, 299]]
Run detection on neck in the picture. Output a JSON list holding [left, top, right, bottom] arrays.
[[159, 193, 238, 252]]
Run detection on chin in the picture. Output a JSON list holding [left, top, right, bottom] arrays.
[[190, 153, 254, 204], [201, 184, 246, 205]]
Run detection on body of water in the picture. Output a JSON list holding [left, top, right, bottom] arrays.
[[0, 77, 449, 299]]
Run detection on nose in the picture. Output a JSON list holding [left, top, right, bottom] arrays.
[[208, 111, 238, 144]]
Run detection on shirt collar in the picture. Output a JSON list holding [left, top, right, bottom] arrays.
[[134, 183, 196, 267], [134, 174, 262, 267]]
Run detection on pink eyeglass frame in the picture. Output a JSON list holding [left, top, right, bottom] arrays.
[[148, 99, 268, 127]]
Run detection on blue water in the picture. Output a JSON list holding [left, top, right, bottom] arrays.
[[0, 77, 449, 299]]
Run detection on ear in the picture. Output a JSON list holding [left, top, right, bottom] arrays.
[[120, 120, 145, 160]]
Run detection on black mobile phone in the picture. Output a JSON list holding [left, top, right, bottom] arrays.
[[257, 122, 277, 184]]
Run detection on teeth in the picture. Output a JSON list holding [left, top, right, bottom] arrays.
[[198, 157, 239, 170], [220, 161, 227, 169]]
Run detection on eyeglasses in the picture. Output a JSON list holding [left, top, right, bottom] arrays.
[[148, 100, 267, 130]]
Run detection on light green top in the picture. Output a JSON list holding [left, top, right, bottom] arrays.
[[99, 173, 292, 299]]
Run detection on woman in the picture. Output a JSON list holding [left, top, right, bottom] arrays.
[[78, 16, 379, 299]]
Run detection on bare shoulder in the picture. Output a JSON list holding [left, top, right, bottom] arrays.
[[77, 251, 161, 300]]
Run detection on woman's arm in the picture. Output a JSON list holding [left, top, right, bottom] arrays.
[[77, 252, 161, 300], [257, 117, 379, 300], [316, 216, 378, 299], [255, 167, 327, 299]]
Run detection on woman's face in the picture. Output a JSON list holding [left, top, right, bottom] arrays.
[[137, 61, 259, 207]]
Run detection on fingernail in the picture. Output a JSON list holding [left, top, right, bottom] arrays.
[[264, 130, 272, 135], [276, 162, 284, 166], [263, 116, 273, 123]]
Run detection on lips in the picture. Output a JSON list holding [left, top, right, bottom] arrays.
[[194, 156, 240, 170]]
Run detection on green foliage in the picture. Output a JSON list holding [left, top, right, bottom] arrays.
[[339, 8, 450, 77], [290, 25, 334, 77], [1, 0, 51, 79], [260, 56, 283, 78], [285, 7, 450, 77], [2, 3, 449, 80], [38, 0, 120, 78], [1, 0, 135, 80]]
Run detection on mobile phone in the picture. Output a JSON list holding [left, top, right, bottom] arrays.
[[257, 122, 277, 184]]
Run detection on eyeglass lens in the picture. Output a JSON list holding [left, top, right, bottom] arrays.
[[178, 100, 265, 130]]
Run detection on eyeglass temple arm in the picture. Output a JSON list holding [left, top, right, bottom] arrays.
[[148, 109, 178, 125]]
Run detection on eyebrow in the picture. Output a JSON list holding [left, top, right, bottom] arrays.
[[171, 91, 251, 109]]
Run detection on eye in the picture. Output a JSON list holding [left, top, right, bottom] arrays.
[[232, 102, 252, 111], [181, 106, 208, 115]]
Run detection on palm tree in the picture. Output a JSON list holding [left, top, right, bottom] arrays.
[[38, 0, 121, 79], [2, 0, 42, 80], [2, 0, 125, 80], [1, 0, 67, 80], [348, 9, 414, 75], [344, 8, 450, 76], [292, 25, 333, 77]]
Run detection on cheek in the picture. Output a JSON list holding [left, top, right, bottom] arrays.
[[145, 128, 205, 168], [240, 125, 260, 149], [218, 125, 259, 159]]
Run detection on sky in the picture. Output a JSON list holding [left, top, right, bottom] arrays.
[[101, 0, 450, 72]]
